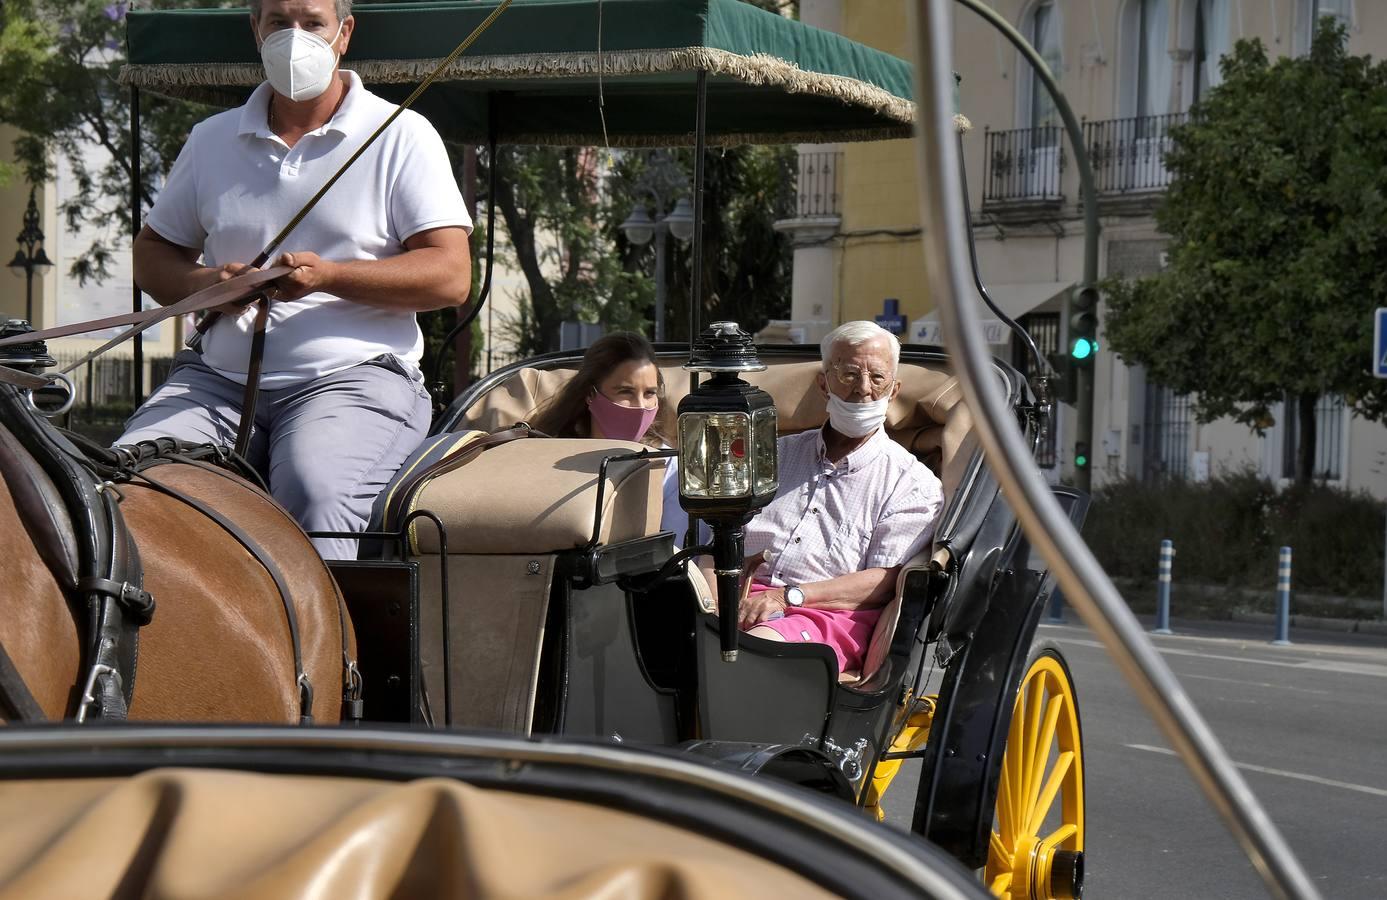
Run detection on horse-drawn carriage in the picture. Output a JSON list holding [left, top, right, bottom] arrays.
[[0, 2, 1314, 898]]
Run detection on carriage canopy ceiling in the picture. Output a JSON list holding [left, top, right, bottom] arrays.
[[119, 0, 916, 146]]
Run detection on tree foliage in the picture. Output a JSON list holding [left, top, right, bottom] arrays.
[[0, 0, 224, 284], [1103, 19, 1387, 481], [490, 143, 794, 356]]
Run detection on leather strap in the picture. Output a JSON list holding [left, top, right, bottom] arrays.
[[234, 296, 271, 459], [129, 452, 359, 722], [133, 463, 314, 724], [75, 577, 156, 626], [0, 385, 146, 721], [0, 638, 45, 722]]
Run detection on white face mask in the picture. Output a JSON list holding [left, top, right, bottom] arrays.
[[825, 392, 890, 439], [259, 22, 343, 103]]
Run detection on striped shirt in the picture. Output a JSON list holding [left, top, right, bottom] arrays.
[[745, 427, 943, 587]]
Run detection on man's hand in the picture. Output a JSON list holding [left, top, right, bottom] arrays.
[[739, 588, 788, 630], [205, 262, 260, 316], [269, 251, 336, 301]]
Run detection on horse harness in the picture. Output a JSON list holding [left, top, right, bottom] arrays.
[[0, 328, 360, 724], [0, 382, 153, 724]]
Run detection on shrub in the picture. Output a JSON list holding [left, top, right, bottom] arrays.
[[1083, 471, 1384, 599]]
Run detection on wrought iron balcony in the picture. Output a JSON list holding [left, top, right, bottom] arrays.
[[982, 125, 1066, 206], [796, 150, 842, 218], [1083, 113, 1188, 196]]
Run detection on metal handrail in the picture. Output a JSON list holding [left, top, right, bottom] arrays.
[[1082, 113, 1188, 196], [916, 2, 1319, 898]]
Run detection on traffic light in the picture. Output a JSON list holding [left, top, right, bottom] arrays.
[[1074, 441, 1090, 470], [1069, 286, 1099, 365]]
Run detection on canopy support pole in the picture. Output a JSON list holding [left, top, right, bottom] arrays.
[[688, 69, 708, 395], [130, 85, 144, 405]]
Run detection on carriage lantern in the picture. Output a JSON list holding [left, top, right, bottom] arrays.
[[678, 321, 777, 663]]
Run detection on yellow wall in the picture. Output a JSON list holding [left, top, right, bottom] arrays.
[[837, 0, 928, 326]]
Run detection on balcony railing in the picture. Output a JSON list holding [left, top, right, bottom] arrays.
[[796, 150, 841, 218], [1083, 113, 1188, 196], [982, 125, 1066, 206]]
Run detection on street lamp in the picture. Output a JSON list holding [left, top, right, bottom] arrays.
[[677, 321, 779, 662], [620, 194, 695, 342], [7, 187, 54, 324]]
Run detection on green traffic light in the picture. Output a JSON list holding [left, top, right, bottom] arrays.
[[1075, 453, 1088, 468], [1071, 337, 1095, 360]]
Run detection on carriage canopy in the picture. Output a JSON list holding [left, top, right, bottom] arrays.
[[119, 0, 915, 146]]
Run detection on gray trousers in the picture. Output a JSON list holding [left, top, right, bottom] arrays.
[[119, 350, 432, 559]]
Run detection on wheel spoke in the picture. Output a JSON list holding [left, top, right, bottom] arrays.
[[1020, 692, 1056, 826], [1005, 685, 1026, 842], [990, 829, 1012, 866], [997, 746, 1016, 846], [1022, 676, 1044, 805], [989, 871, 1013, 896], [1025, 691, 1064, 821], [1040, 822, 1078, 849], [1026, 749, 1073, 837]]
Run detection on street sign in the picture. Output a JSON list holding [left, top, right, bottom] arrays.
[[875, 298, 907, 336], [911, 318, 1010, 345], [1375, 307, 1387, 378]]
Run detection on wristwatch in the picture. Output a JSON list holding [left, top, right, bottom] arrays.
[[784, 585, 806, 608]]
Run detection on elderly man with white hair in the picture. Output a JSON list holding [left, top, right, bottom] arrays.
[[727, 320, 943, 674]]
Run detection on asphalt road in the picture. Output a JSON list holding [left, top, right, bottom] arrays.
[[879, 617, 1387, 898]]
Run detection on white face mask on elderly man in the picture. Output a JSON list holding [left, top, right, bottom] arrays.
[[825, 392, 890, 438], [260, 22, 343, 103]]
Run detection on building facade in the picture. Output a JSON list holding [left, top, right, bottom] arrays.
[[784, 0, 1387, 498]]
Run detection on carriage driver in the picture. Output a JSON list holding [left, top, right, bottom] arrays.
[[708, 321, 944, 675], [119, 0, 472, 559]]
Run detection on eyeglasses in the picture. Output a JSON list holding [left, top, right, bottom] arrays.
[[829, 363, 894, 393]]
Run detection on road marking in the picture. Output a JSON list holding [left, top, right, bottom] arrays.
[[1179, 673, 1329, 695], [1125, 744, 1387, 798], [1053, 636, 1387, 679]]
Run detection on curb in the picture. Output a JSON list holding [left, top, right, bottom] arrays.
[[1230, 610, 1387, 636]]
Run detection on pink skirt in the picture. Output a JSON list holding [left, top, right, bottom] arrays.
[[749, 595, 881, 674]]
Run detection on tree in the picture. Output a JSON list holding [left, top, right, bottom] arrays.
[[1103, 19, 1387, 483], [0, 1, 223, 284], [490, 143, 795, 355]]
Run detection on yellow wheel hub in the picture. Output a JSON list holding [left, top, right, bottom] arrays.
[[986, 648, 1084, 900]]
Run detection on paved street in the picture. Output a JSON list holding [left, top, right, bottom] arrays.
[[880, 617, 1387, 898]]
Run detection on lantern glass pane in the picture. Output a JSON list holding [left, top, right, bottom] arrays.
[[752, 406, 778, 496], [679, 412, 751, 498]]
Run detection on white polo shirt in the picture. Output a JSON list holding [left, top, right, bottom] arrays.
[[147, 71, 473, 388]]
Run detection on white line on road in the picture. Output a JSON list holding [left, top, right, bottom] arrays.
[[1126, 744, 1387, 798], [1054, 636, 1387, 679], [1179, 672, 1329, 695]]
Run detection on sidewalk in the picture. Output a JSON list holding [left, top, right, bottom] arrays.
[[1052, 578, 1387, 638]]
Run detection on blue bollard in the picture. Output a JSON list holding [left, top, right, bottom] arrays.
[[1153, 539, 1174, 635], [1044, 585, 1066, 624], [1271, 546, 1292, 646]]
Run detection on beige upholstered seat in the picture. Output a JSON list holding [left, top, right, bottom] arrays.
[[455, 356, 980, 687], [409, 438, 665, 733], [460, 358, 976, 499]]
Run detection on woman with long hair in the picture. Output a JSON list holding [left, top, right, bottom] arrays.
[[531, 332, 689, 543]]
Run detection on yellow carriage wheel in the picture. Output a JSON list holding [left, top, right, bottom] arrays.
[[985, 644, 1084, 900]]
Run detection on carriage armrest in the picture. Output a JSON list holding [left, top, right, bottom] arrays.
[[852, 547, 938, 685]]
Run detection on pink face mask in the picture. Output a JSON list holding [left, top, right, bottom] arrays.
[[588, 390, 659, 443]]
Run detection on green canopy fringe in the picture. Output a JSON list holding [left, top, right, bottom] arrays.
[[119, 46, 914, 126]]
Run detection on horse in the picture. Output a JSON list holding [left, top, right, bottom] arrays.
[[0, 378, 356, 725]]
